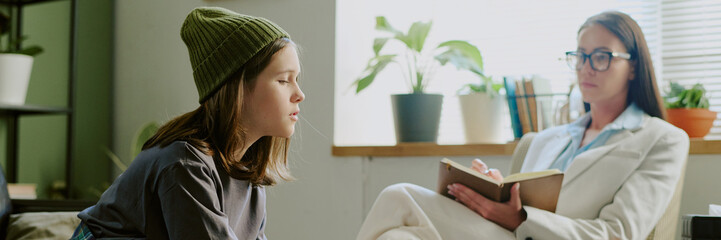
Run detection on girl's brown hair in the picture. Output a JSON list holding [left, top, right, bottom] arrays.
[[143, 38, 295, 185], [580, 11, 666, 120]]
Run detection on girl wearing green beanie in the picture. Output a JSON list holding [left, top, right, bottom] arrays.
[[71, 7, 303, 240]]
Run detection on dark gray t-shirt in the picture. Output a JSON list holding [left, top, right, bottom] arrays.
[[79, 141, 266, 240]]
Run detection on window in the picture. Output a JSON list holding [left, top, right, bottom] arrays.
[[661, 0, 721, 139], [334, 0, 667, 146]]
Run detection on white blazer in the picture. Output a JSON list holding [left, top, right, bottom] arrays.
[[515, 114, 689, 240]]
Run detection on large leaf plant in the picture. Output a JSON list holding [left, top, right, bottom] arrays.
[[353, 16, 489, 94], [0, 11, 43, 56], [665, 82, 710, 109]]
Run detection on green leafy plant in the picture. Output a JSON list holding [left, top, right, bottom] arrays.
[[0, 11, 43, 56], [457, 75, 504, 96], [103, 121, 161, 171], [664, 82, 710, 109], [353, 16, 488, 94], [90, 121, 160, 198]]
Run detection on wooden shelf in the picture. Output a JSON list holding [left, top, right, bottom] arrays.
[[333, 142, 518, 157], [689, 138, 721, 154], [332, 139, 721, 157], [0, 0, 63, 6], [0, 104, 71, 116], [1, 0, 77, 198]]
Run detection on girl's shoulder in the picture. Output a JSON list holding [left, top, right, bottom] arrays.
[[133, 141, 224, 190]]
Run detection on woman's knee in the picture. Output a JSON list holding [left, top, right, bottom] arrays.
[[383, 182, 420, 193], [378, 183, 430, 200]]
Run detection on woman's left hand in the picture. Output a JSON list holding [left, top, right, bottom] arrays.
[[447, 182, 527, 231]]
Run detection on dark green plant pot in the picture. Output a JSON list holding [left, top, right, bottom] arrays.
[[391, 93, 443, 143]]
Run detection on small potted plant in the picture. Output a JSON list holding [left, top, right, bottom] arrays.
[[352, 16, 486, 143], [0, 11, 44, 105], [664, 82, 717, 138], [457, 76, 505, 143]]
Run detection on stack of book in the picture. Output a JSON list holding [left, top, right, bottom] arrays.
[[7, 183, 37, 199], [504, 76, 556, 139]]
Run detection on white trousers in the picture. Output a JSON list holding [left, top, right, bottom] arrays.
[[356, 183, 516, 240]]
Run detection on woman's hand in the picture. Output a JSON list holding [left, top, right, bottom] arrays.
[[470, 159, 504, 182], [447, 182, 527, 231]]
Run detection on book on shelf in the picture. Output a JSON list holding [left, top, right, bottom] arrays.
[[7, 183, 37, 199], [505, 76, 558, 136], [522, 79, 538, 132], [514, 80, 533, 134], [530, 75, 554, 130], [504, 77, 523, 139], [436, 158, 563, 212]]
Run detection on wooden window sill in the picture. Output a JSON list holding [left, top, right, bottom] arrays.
[[332, 139, 721, 157]]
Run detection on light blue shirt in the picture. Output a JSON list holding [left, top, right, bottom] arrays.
[[549, 103, 645, 172]]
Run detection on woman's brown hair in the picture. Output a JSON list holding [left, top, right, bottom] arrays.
[[143, 38, 295, 185], [580, 11, 666, 120]]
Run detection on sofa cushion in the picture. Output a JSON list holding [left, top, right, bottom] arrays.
[[6, 211, 80, 240]]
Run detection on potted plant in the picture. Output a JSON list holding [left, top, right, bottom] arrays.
[[457, 76, 505, 143], [0, 11, 43, 105], [353, 16, 486, 142], [664, 82, 717, 138]]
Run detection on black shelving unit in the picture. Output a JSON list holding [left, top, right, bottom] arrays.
[[0, 0, 76, 198]]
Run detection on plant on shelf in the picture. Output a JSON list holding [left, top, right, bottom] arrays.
[[457, 75, 503, 96], [0, 11, 44, 105], [457, 75, 507, 144], [664, 82, 717, 138], [665, 82, 710, 109], [0, 12, 43, 56], [352, 16, 486, 143], [353, 16, 486, 94]]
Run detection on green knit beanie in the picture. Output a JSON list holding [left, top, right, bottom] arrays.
[[181, 7, 290, 103]]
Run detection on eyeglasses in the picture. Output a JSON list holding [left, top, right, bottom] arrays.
[[565, 51, 631, 72]]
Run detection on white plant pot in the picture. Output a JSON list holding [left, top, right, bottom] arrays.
[[0, 54, 34, 105], [459, 92, 506, 144]]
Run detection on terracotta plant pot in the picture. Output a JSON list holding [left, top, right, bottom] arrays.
[[666, 108, 717, 138]]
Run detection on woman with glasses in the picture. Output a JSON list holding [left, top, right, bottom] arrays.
[[357, 11, 689, 240]]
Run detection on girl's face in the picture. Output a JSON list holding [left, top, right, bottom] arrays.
[[576, 24, 634, 105], [243, 45, 304, 138]]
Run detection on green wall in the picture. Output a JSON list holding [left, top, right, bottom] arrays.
[[72, 0, 113, 200], [0, 0, 112, 200]]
